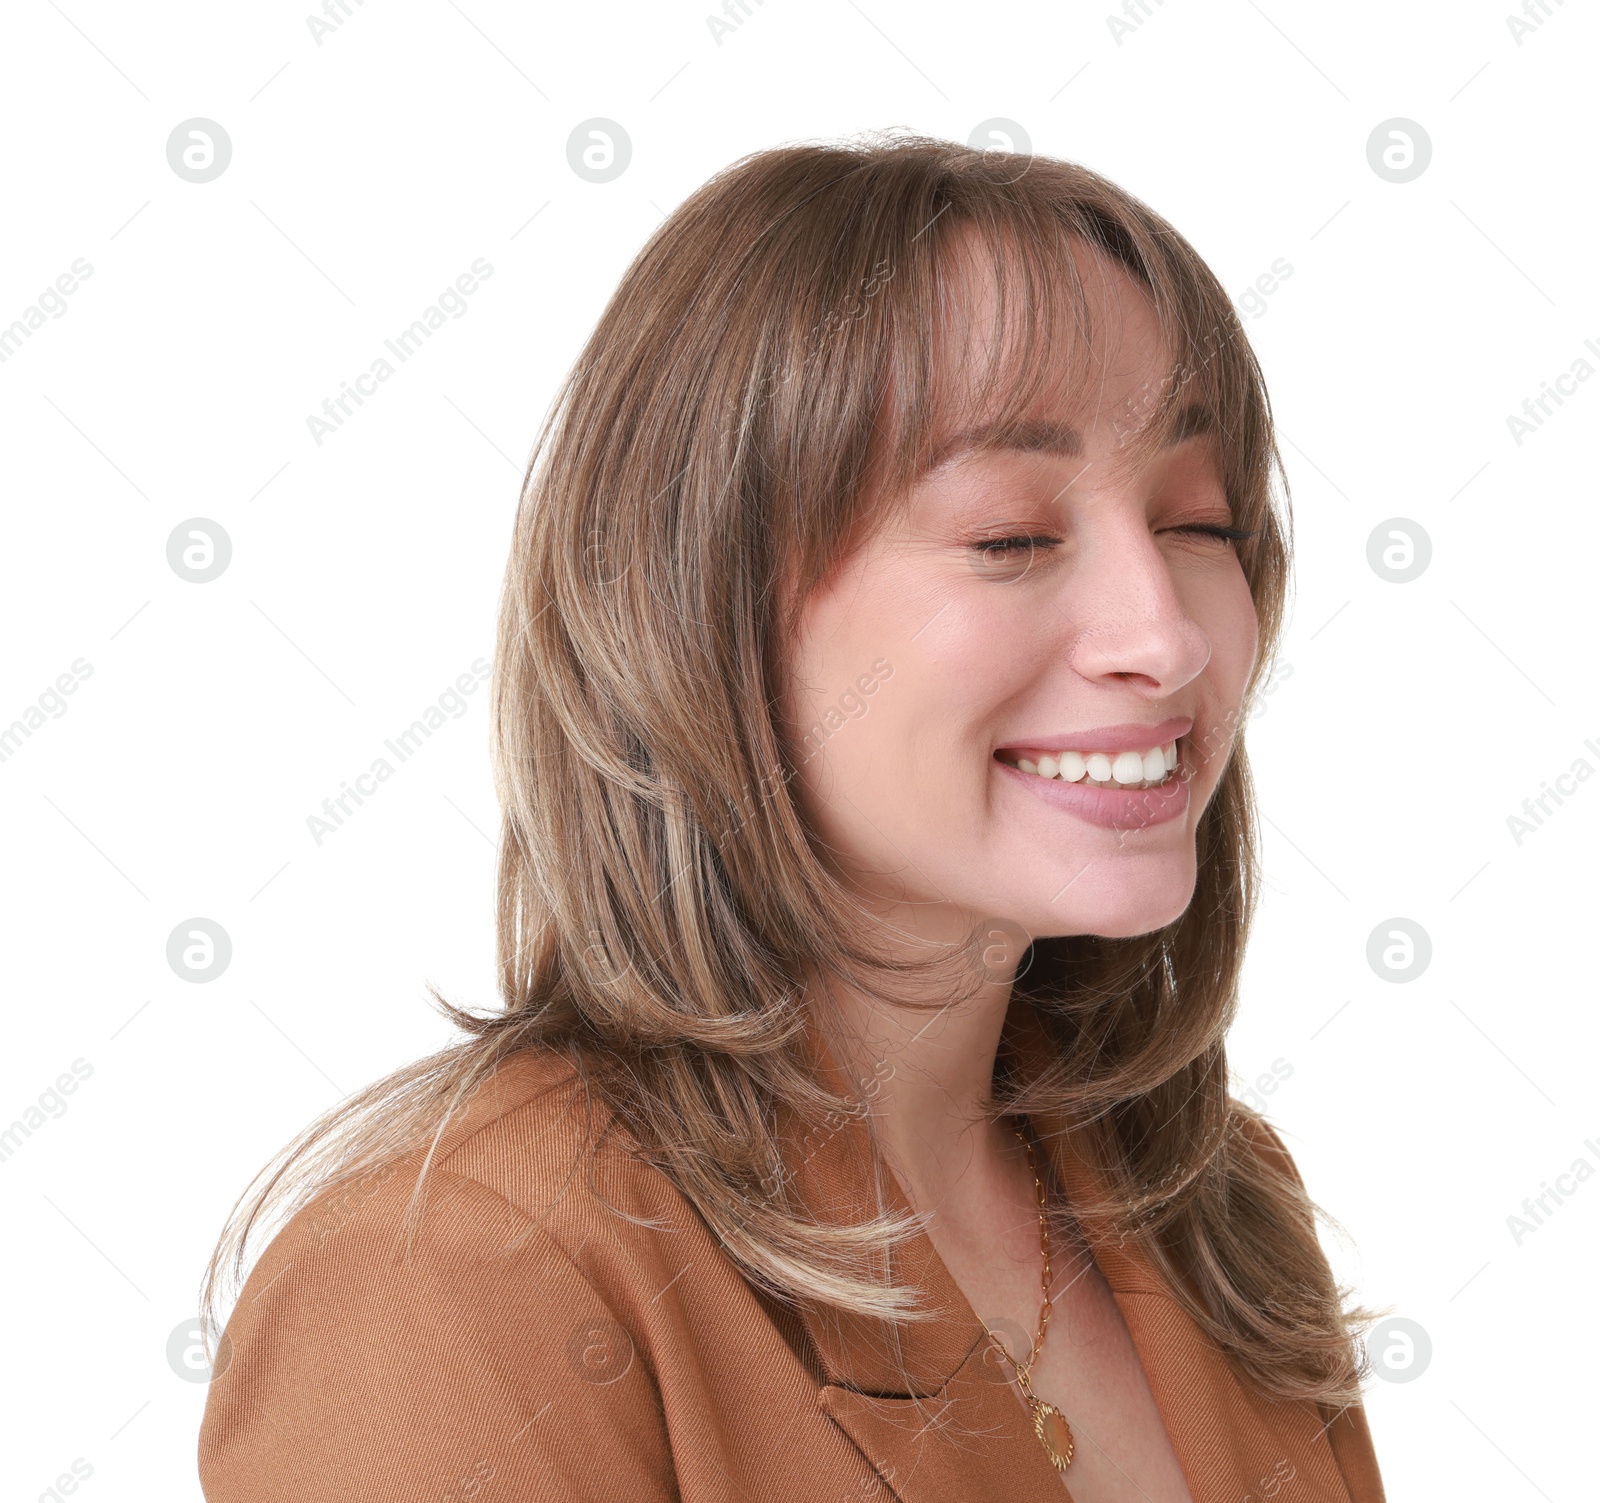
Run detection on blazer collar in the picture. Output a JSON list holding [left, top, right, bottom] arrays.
[[774, 997, 1365, 1503]]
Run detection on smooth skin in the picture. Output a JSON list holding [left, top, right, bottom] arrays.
[[781, 230, 1260, 1502]]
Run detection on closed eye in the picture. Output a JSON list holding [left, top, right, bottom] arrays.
[[1164, 524, 1257, 544], [969, 535, 1061, 557]]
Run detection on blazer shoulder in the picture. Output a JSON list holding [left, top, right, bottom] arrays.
[[428, 1040, 592, 1158], [200, 1047, 680, 1501], [210, 1041, 698, 1362], [1229, 1103, 1308, 1191], [209, 1042, 608, 1339], [430, 1042, 686, 1239]]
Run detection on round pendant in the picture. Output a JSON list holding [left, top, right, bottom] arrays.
[[1032, 1398, 1076, 1470]]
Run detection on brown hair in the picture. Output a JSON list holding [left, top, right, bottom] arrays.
[[201, 131, 1386, 1413]]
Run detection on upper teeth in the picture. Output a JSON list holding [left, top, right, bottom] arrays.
[[1008, 740, 1179, 788]]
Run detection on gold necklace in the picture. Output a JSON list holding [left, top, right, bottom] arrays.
[[981, 1117, 1076, 1472]]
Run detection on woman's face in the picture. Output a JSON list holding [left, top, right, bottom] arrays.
[[780, 240, 1260, 946]]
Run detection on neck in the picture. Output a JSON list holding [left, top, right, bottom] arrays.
[[804, 926, 1028, 1205]]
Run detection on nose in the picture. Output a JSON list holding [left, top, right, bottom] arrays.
[[1055, 512, 1214, 695]]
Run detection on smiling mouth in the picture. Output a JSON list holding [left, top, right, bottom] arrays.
[[995, 737, 1181, 791]]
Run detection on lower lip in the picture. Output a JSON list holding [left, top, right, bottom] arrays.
[[994, 751, 1193, 830]]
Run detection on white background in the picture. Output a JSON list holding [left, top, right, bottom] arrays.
[[2, 0, 1595, 1498]]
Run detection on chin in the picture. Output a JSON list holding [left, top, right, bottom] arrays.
[[1011, 860, 1198, 941]]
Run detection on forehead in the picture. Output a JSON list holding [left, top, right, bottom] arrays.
[[917, 401, 1218, 485], [935, 226, 1167, 374], [920, 228, 1194, 471]]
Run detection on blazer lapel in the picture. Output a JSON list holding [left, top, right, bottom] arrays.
[[775, 1010, 1072, 1503], [816, 1374, 1071, 1503], [774, 997, 1360, 1503], [1002, 1000, 1362, 1503]]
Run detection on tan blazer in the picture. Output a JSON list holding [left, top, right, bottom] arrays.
[[199, 1000, 1387, 1502]]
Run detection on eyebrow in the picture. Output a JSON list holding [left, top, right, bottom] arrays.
[[920, 401, 1217, 477]]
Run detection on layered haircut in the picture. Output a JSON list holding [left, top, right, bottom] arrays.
[[202, 132, 1384, 1411]]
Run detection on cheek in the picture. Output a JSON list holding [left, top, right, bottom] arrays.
[[1190, 562, 1259, 691], [784, 584, 865, 712], [780, 559, 1003, 796], [779, 560, 903, 758], [1230, 575, 1261, 688], [1195, 574, 1260, 770]]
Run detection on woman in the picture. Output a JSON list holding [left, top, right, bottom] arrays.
[[198, 133, 1389, 1503]]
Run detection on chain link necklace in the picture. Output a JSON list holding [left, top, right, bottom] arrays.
[[981, 1117, 1076, 1472]]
